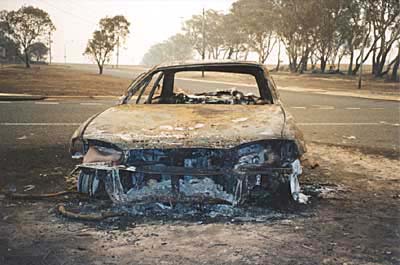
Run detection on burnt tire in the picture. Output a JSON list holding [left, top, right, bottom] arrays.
[[77, 170, 100, 196]]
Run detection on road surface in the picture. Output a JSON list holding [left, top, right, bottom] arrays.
[[0, 65, 399, 157]]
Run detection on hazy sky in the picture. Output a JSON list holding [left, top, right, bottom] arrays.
[[3, 0, 385, 66], [1, 0, 236, 64]]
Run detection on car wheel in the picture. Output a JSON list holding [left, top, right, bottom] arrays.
[[77, 170, 100, 196]]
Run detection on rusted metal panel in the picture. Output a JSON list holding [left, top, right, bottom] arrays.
[[83, 104, 288, 149]]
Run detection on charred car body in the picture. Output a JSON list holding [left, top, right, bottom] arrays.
[[69, 61, 307, 205]]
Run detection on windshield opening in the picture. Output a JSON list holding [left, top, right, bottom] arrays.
[[123, 69, 271, 105]]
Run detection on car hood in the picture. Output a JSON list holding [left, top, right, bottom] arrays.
[[82, 104, 291, 149]]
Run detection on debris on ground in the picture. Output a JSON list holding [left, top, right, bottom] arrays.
[[23, 185, 35, 192], [58, 204, 126, 221], [302, 183, 348, 199], [343, 135, 357, 140], [3, 178, 349, 224], [54, 199, 309, 225], [5, 190, 77, 200]]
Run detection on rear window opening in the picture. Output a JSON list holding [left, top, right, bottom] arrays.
[[155, 71, 268, 105], [123, 68, 273, 105]]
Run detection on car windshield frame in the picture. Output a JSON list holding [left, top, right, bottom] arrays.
[[121, 63, 275, 105]]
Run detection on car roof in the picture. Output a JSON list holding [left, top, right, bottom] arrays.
[[155, 60, 266, 72]]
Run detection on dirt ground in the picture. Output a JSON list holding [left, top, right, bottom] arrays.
[[0, 65, 131, 96], [0, 143, 399, 265]]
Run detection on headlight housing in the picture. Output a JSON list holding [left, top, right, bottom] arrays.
[[70, 137, 86, 159], [69, 113, 100, 158], [235, 140, 299, 167]]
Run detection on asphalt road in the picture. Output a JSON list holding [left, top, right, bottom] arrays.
[[0, 65, 399, 158]]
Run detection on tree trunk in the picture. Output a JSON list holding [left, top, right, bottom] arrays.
[[98, 64, 103, 75], [337, 55, 343, 72], [244, 48, 249, 60], [310, 55, 316, 70], [235, 51, 239, 60], [320, 56, 327, 73], [299, 54, 308, 74], [275, 40, 281, 72], [304, 57, 308, 71], [347, 50, 354, 75], [390, 46, 400, 82], [375, 45, 394, 78], [375, 59, 386, 77], [24, 49, 30, 68], [352, 44, 373, 75], [302, 54, 309, 72], [227, 48, 234, 59], [290, 59, 297, 73], [289, 53, 298, 73], [390, 57, 399, 82], [372, 44, 376, 75]]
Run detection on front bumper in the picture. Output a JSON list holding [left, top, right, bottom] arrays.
[[71, 159, 306, 205]]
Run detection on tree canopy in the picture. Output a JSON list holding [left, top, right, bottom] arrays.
[[141, 34, 193, 66], [0, 6, 55, 68], [84, 15, 130, 74], [29, 42, 48, 62]]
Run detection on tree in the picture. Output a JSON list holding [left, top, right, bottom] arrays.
[[204, 10, 225, 59], [141, 43, 166, 66], [231, 0, 278, 64], [84, 30, 114, 75], [313, 0, 348, 73], [0, 6, 55, 68], [183, 9, 226, 60], [389, 43, 399, 82], [220, 13, 249, 60], [351, 0, 400, 76], [84, 15, 130, 74], [0, 10, 7, 31], [0, 15, 19, 63], [183, 11, 206, 59], [99, 15, 130, 68], [335, 0, 366, 75], [368, 0, 400, 77], [167, 34, 193, 61], [141, 34, 193, 66], [29, 42, 48, 62], [275, 0, 318, 72]]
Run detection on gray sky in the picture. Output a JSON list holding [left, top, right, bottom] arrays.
[[1, 0, 236, 64]]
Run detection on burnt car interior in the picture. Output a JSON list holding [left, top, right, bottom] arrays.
[[122, 64, 275, 105]]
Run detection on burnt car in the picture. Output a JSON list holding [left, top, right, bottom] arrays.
[[69, 61, 308, 205]]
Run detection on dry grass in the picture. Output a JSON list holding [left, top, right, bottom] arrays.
[[0, 64, 131, 96], [0, 64, 398, 97]]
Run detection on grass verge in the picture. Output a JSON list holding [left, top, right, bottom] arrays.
[[0, 64, 131, 96], [1, 64, 398, 97]]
